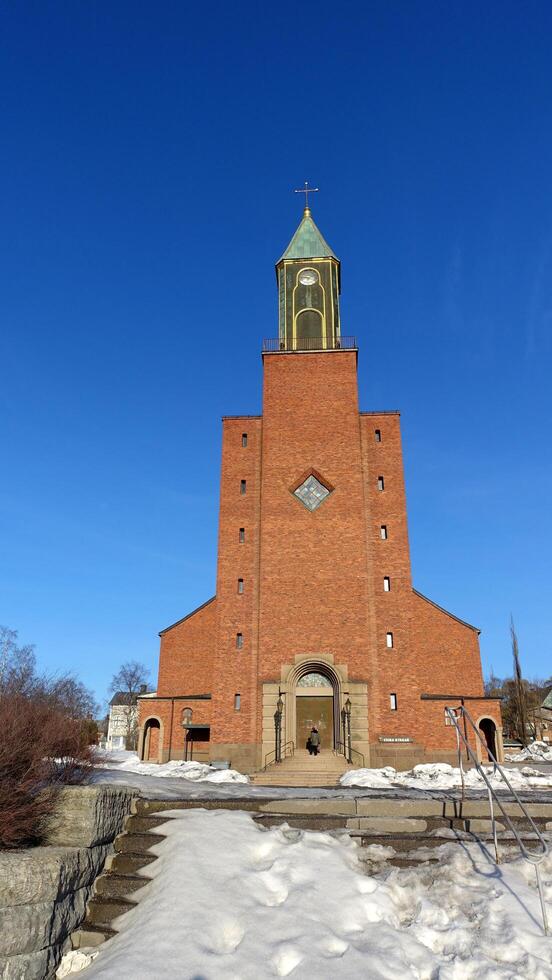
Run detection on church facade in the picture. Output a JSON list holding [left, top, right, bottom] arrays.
[[138, 207, 502, 772]]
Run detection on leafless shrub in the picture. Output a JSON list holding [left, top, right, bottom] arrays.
[[0, 627, 98, 849], [0, 693, 96, 849]]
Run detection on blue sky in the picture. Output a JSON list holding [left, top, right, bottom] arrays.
[[1, 2, 551, 707]]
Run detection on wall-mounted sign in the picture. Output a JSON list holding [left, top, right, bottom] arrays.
[[378, 736, 413, 743]]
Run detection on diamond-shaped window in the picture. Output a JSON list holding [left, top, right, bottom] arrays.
[[293, 474, 331, 511]]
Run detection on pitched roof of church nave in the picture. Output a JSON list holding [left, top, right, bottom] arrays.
[[278, 207, 339, 263]]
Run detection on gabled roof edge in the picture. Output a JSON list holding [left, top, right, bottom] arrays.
[[412, 588, 480, 634], [159, 596, 216, 636]]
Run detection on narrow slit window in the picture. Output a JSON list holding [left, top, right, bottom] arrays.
[[390, 693, 397, 711], [236, 632, 243, 649], [377, 476, 385, 491], [237, 578, 244, 594], [383, 576, 391, 592], [234, 693, 241, 711], [380, 525, 388, 540], [386, 631, 394, 648], [375, 429, 381, 442], [242, 433, 248, 447], [240, 479, 247, 494], [239, 527, 245, 543]]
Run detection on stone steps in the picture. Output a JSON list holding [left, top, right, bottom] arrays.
[[94, 872, 151, 899], [250, 777, 346, 787], [124, 813, 173, 834], [132, 795, 552, 827], [86, 895, 137, 928], [71, 922, 117, 949], [114, 831, 166, 854], [249, 750, 354, 786], [70, 815, 171, 950], [108, 850, 158, 876], [250, 769, 351, 787], [69, 794, 551, 952]]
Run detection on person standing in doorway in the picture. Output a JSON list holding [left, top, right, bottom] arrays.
[[309, 727, 320, 756]]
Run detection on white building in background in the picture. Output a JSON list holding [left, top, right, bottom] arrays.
[[106, 686, 147, 750]]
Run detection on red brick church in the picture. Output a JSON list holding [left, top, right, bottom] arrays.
[[138, 204, 502, 772]]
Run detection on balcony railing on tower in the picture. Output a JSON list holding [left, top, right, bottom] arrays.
[[262, 336, 357, 352]]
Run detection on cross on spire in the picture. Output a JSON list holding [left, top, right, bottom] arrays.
[[294, 180, 319, 211]]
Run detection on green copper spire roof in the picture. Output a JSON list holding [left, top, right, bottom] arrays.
[[278, 208, 339, 263]]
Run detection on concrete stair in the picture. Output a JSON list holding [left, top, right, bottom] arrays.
[[250, 749, 353, 787], [134, 796, 552, 863], [69, 794, 552, 952], [70, 811, 172, 950]]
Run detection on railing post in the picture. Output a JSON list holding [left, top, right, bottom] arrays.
[[273, 710, 280, 764], [341, 707, 347, 759], [345, 697, 352, 764], [274, 695, 284, 763], [446, 702, 550, 937], [449, 707, 465, 802], [486, 783, 500, 864], [535, 865, 549, 936]]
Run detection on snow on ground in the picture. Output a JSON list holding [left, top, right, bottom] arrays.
[[340, 761, 552, 791], [90, 753, 552, 801], [505, 741, 552, 763], [58, 808, 552, 979], [94, 750, 249, 783]]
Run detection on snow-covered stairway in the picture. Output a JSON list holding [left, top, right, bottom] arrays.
[[70, 810, 170, 950], [249, 749, 353, 787], [134, 796, 552, 857]]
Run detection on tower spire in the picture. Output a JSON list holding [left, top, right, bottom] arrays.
[[276, 194, 341, 350], [294, 180, 319, 216]]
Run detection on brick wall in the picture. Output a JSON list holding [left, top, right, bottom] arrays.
[[148, 347, 499, 766], [138, 697, 213, 761], [210, 417, 262, 750], [257, 351, 373, 692], [157, 597, 216, 697], [359, 411, 414, 741]]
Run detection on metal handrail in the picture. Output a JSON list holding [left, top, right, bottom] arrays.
[[262, 336, 357, 353], [446, 704, 549, 935], [263, 740, 295, 771], [334, 740, 365, 768]]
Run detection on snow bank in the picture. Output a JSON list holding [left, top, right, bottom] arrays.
[[96, 751, 249, 783], [505, 740, 552, 763], [340, 761, 552, 790], [57, 808, 552, 979], [57, 951, 98, 977]]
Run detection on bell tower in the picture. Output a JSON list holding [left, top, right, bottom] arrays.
[[275, 205, 341, 350]]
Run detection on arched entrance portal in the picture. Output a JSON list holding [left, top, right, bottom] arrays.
[[263, 653, 369, 768], [287, 661, 342, 754], [296, 672, 334, 751], [142, 718, 161, 762], [478, 717, 498, 761]]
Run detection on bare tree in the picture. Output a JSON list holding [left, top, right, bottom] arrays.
[[0, 626, 38, 696], [47, 675, 99, 720], [109, 661, 150, 750], [511, 617, 529, 746], [1, 626, 99, 718]]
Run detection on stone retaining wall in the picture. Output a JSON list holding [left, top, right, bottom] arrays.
[[0, 785, 136, 980]]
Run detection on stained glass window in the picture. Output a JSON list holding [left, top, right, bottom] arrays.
[[294, 474, 331, 511], [297, 672, 332, 688]]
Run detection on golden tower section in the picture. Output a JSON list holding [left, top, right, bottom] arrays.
[[277, 257, 341, 350], [275, 207, 341, 351]]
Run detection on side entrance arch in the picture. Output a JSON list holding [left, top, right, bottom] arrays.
[[139, 716, 163, 763], [476, 716, 503, 763]]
